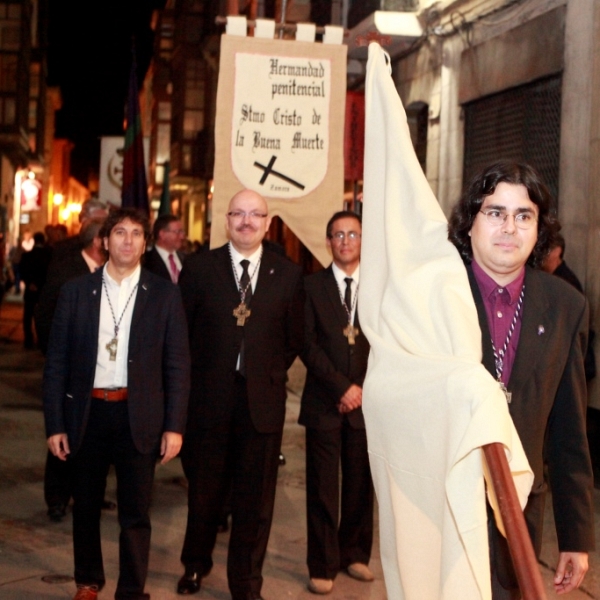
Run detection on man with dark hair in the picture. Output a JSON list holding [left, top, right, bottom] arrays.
[[144, 214, 186, 282], [44, 207, 190, 600], [448, 161, 594, 598], [300, 210, 374, 595], [177, 189, 304, 600]]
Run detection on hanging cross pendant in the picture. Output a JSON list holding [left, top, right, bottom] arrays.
[[106, 338, 118, 361], [233, 302, 251, 326], [499, 382, 512, 404], [343, 324, 359, 345]]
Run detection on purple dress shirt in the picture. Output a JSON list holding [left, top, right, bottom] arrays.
[[471, 260, 525, 386]]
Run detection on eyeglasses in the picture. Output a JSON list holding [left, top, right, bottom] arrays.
[[227, 211, 268, 221], [329, 231, 361, 241], [479, 209, 538, 230]]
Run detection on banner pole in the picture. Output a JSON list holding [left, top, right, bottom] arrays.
[[482, 443, 547, 600]]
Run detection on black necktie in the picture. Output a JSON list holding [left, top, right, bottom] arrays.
[[240, 259, 252, 303], [344, 277, 353, 314]]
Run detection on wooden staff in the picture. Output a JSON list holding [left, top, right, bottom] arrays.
[[483, 442, 547, 599]]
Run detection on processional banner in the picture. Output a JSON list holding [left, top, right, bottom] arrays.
[[212, 33, 347, 266]]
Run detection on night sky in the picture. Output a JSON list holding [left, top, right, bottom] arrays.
[[48, 0, 166, 186]]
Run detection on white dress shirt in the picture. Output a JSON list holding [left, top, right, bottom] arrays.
[[229, 242, 262, 294], [93, 263, 141, 388], [331, 262, 360, 324]]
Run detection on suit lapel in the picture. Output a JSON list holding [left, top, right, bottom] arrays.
[[508, 268, 550, 391], [129, 269, 151, 344], [324, 266, 350, 327], [213, 244, 241, 301], [252, 249, 277, 304]]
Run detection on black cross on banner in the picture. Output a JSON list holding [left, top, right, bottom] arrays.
[[253, 155, 305, 190]]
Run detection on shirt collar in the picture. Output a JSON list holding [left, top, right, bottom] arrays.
[[229, 242, 263, 268], [81, 248, 103, 272], [154, 244, 175, 261], [471, 259, 525, 303], [331, 261, 360, 287], [103, 262, 141, 288]]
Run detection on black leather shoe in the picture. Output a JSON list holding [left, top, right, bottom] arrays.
[[101, 499, 117, 511], [47, 504, 66, 522], [177, 570, 200, 595], [177, 565, 211, 595]]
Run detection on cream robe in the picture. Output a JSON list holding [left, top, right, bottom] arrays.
[[359, 43, 534, 600]]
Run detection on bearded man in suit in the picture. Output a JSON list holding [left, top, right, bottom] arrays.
[[44, 207, 190, 600], [177, 189, 304, 600], [448, 161, 594, 598], [300, 211, 374, 595]]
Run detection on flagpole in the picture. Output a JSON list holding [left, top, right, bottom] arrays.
[[483, 443, 547, 599]]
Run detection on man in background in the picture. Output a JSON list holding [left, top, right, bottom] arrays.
[[36, 216, 107, 522], [20, 232, 51, 349], [144, 214, 186, 283], [300, 211, 374, 595]]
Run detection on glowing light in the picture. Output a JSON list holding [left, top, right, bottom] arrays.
[[60, 207, 71, 221], [53, 193, 64, 206]]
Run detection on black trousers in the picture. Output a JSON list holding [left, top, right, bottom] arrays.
[[44, 449, 72, 509], [23, 288, 39, 347], [305, 421, 374, 580], [71, 399, 156, 600], [180, 375, 282, 600]]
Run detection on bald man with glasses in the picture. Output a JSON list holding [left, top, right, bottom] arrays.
[[176, 189, 304, 600]]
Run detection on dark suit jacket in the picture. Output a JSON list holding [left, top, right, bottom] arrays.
[[20, 245, 52, 291], [468, 265, 594, 586], [43, 268, 190, 456], [143, 247, 185, 282], [35, 249, 91, 355], [299, 265, 369, 430], [179, 243, 304, 434]]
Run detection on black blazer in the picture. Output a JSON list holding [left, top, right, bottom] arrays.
[[299, 265, 369, 430], [179, 244, 304, 434], [43, 268, 190, 456], [143, 246, 186, 282], [468, 266, 594, 586]]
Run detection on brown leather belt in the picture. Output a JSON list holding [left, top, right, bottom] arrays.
[[91, 388, 128, 402]]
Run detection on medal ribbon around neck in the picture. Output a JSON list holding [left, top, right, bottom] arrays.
[[228, 246, 262, 304], [102, 276, 139, 356], [491, 285, 525, 383]]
